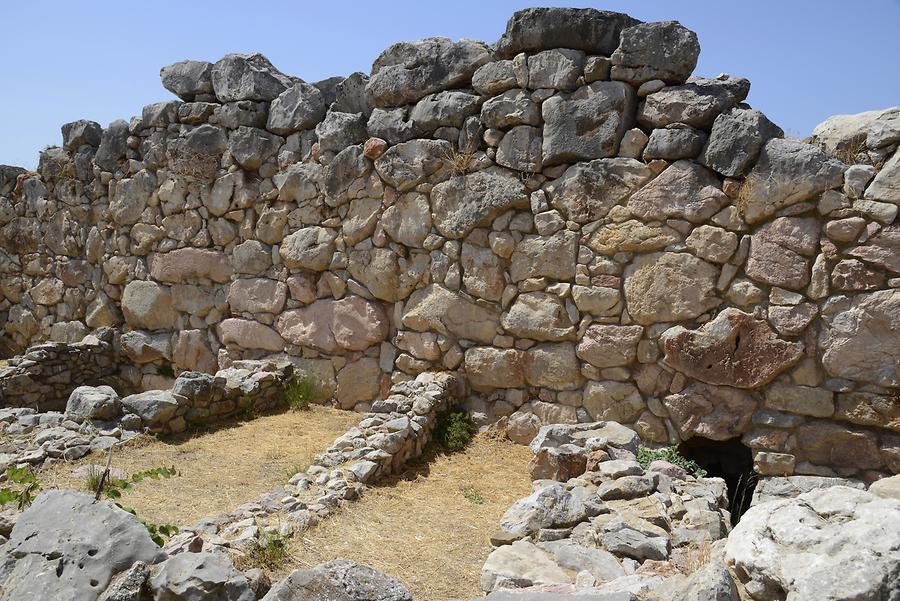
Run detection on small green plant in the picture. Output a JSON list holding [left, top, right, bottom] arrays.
[[0, 466, 41, 510], [637, 446, 707, 478], [93, 465, 180, 546], [463, 488, 485, 505], [118, 505, 179, 546], [82, 465, 105, 494], [237, 530, 291, 571], [433, 408, 475, 452], [284, 373, 316, 411]]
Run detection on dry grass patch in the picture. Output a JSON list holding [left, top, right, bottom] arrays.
[[285, 432, 533, 601], [39, 405, 359, 526]]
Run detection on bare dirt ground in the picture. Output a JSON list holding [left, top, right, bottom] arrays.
[[284, 432, 533, 601], [39, 405, 359, 526]]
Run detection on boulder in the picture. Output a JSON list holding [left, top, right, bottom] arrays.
[[500, 484, 588, 539], [120, 329, 172, 363], [121, 390, 180, 429], [611, 21, 700, 86], [346, 247, 429, 302], [661, 308, 804, 388], [545, 158, 653, 223], [227, 278, 287, 314], [576, 325, 643, 368], [865, 147, 900, 204], [583, 381, 645, 423], [267, 82, 327, 134], [663, 382, 756, 441], [745, 217, 819, 290], [149, 551, 255, 601], [316, 111, 368, 153], [0, 490, 163, 601], [402, 285, 501, 344], [335, 358, 381, 409], [497, 125, 543, 172], [542, 81, 636, 166], [701, 108, 783, 177], [820, 289, 900, 387], [431, 168, 529, 239], [374, 139, 450, 192], [525, 49, 585, 91], [211, 52, 295, 102], [218, 318, 285, 352], [61, 119, 102, 150], [481, 540, 570, 593], [502, 292, 576, 341], [160, 60, 214, 101], [465, 347, 525, 391], [638, 76, 750, 129], [740, 138, 845, 223], [626, 160, 729, 223], [670, 562, 739, 601], [121, 281, 178, 331], [495, 7, 640, 58], [869, 475, 900, 501], [279, 226, 336, 271], [586, 220, 682, 256], [510, 230, 577, 282], [65, 385, 122, 421], [523, 343, 583, 391], [228, 126, 282, 170], [366, 37, 491, 107], [480, 89, 540, 130], [811, 106, 900, 156], [409, 90, 480, 131], [623, 252, 720, 325], [149, 248, 234, 284], [725, 486, 900, 601], [751, 475, 866, 506], [111, 170, 156, 225], [643, 126, 706, 161], [263, 559, 412, 600], [95, 119, 130, 171], [275, 296, 389, 353]]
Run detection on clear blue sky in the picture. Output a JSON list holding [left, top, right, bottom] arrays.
[[2, 1, 899, 169]]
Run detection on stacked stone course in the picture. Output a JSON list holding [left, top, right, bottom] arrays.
[[0, 7, 898, 479]]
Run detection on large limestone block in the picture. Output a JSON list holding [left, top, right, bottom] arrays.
[[481, 540, 571, 593], [542, 81, 636, 166], [0, 490, 163, 601], [266, 82, 327, 134], [663, 382, 757, 441], [610, 21, 700, 86], [110, 170, 156, 225], [280, 226, 336, 271], [218, 318, 285, 351], [65, 385, 121, 422], [510, 230, 577, 282], [121, 390, 180, 428], [623, 252, 720, 325], [227, 278, 287, 314], [211, 52, 295, 102], [366, 37, 491, 107], [461, 243, 505, 302], [745, 217, 819, 290], [374, 139, 450, 192], [865, 147, 900, 204], [637, 76, 750, 129], [402, 284, 500, 344], [465, 347, 525, 391], [523, 343, 583, 390], [501, 292, 576, 341], [545, 158, 653, 223], [725, 486, 900, 601], [847, 224, 900, 275], [812, 106, 900, 156], [794, 421, 883, 470], [149, 248, 234, 283], [275, 296, 389, 353], [346, 248, 429, 302], [495, 7, 639, 58], [150, 551, 255, 601], [431, 168, 529, 239], [121, 281, 178, 330], [661, 308, 804, 389], [380, 192, 432, 247], [626, 160, 729, 223], [576, 324, 643, 368], [262, 559, 412, 601], [335, 358, 381, 408], [172, 329, 217, 374], [583, 380, 645, 423], [700, 107, 783, 177], [740, 138, 845, 223], [499, 483, 587, 538], [586, 220, 682, 255], [820, 289, 900, 387], [120, 329, 172, 364], [160, 59, 214, 101]]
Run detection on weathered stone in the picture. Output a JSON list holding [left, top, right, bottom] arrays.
[[66, 385, 121, 422], [820, 289, 900, 387], [523, 343, 583, 390], [765, 383, 834, 418], [280, 227, 336, 271], [576, 325, 643, 368], [335, 357, 381, 408], [623, 252, 720, 325], [61, 119, 102, 150], [173, 330, 217, 374], [121, 281, 177, 330], [262, 559, 412, 601], [149, 248, 233, 283], [121, 390, 180, 428], [227, 278, 287, 314], [525, 49, 585, 91], [111, 170, 156, 225], [865, 147, 900, 204], [374, 139, 449, 192], [499, 483, 587, 538], [496, 125, 543, 172], [627, 160, 729, 223], [587, 220, 682, 255], [794, 422, 884, 470], [315, 111, 368, 153], [495, 7, 639, 58], [741, 138, 845, 223], [472, 61, 518, 96], [480, 89, 540, 130], [367, 37, 491, 107], [545, 158, 653, 223], [583, 381, 644, 423], [542, 81, 636, 166], [637, 76, 750, 129], [432, 168, 529, 239], [460, 243, 505, 301], [276, 296, 389, 353], [402, 285, 500, 344], [745, 217, 820, 290], [847, 225, 900, 275], [661, 308, 803, 388], [150, 551, 255, 601], [701, 108, 783, 177], [121, 330, 172, 364], [161, 60, 214, 101], [502, 293, 576, 341], [267, 82, 327, 134], [481, 540, 571, 592], [0, 490, 163, 601], [510, 230, 577, 282], [726, 487, 900, 601], [663, 382, 757, 441], [218, 318, 285, 351], [643, 126, 706, 160], [347, 248, 429, 302], [835, 392, 900, 432], [409, 90, 480, 132], [529, 445, 588, 481], [211, 52, 295, 102], [465, 347, 525, 391], [611, 21, 700, 86]]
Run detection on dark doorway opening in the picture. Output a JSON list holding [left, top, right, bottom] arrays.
[[678, 437, 757, 525]]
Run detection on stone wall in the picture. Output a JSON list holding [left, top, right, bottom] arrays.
[[0, 7, 898, 479], [0, 327, 125, 411]]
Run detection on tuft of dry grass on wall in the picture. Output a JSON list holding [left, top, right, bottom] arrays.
[[442, 147, 475, 175], [38, 406, 359, 526], [284, 432, 533, 601]]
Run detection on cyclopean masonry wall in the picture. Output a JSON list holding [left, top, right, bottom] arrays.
[[0, 7, 898, 480]]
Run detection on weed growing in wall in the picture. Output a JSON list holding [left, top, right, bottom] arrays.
[[284, 373, 316, 411], [236, 530, 292, 571], [637, 445, 708, 478], [433, 408, 475, 452]]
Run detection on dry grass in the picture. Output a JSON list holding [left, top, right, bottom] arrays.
[[442, 147, 475, 175], [38, 406, 359, 526], [285, 433, 533, 601]]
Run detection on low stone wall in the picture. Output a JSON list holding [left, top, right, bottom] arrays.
[[0, 327, 124, 411]]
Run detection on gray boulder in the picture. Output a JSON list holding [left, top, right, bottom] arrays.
[[740, 138, 845, 223], [643, 126, 706, 160], [374, 138, 450, 192], [263, 559, 412, 600], [497, 125, 543, 172], [120, 390, 180, 429], [499, 483, 588, 538], [228, 126, 283, 170], [611, 21, 700, 86], [160, 60, 214, 101], [267, 82, 327, 135], [149, 551, 254, 601], [332, 72, 372, 116], [431, 167, 529, 239], [212, 100, 268, 129], [211, 53, 296, 103], [0, 490, 164, 601], [366, 37, 491, 107], [409, 90, 480, 133], [172, 123, 229, 157], [542, 81, 636, 166], [98, 561, 150, 601], [700, 108, 783, 177], [94, 119, 130, 172], [61, 119, 102, 150], [671, 562, 738, 601], [495, 7, 640, 58], [480, 89, 541, 130], [315, 110, 368, 153], [65, 385, 121, 421], [525, 49, 585, 91], [366, 107, 416, 145], [726, 486, 900, 601], [638, 76, 751, 129]]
